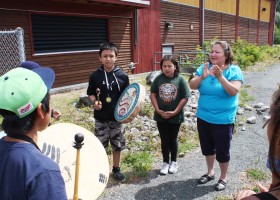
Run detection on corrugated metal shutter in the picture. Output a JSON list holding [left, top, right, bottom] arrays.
[[31, 14, 108, 54]]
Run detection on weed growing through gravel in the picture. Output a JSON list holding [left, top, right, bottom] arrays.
[[122, 151, 153, 177], [246, 168, 270, 181], [239, 85, 254, 108]]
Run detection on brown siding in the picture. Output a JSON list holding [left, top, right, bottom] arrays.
[[259, 21, 269, 45], [161, 1, 200, 52], [238, 17, 269, 44], [238, 17, 249, 41], [0, 9, 132, 88], [221, 15, 236, 42], [204, 10, 222, 41], [248, 20, 258, 44], [109, 17, 132, 72]]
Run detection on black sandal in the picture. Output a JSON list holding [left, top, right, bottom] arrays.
[[215, 179, 227, 191], [198, 174, 215, 184]]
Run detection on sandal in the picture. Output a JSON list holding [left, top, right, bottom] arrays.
[[215, 179, 227, 191], [198, 174, 215, 184]]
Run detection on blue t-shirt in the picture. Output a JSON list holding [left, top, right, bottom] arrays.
[[0, 139, 67, 200], [196, 63, 243, 124]]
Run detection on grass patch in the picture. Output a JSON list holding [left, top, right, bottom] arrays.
[[122, 151, 153, 178], [246, 168, 270, 181], [50, 89, 94, 131], [178, 124, 199, 155], [239, 86, 254, 107], [214, 195, 233, 200]]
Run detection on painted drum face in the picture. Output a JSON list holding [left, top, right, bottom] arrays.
[[38, 123, 109, 200], [114, 83, 146, 123]]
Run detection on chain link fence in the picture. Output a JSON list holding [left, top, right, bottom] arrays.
[[0, 27, 25, 76]]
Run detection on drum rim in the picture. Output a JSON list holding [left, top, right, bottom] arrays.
[[114, 83, 141, 121]]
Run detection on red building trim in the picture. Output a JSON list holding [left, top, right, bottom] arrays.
[[88, 0, 150, 8], [0, 0, 133, 18]]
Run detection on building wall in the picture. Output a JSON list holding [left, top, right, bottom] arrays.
[[161, 0, 271, 51], [0, 1, 134, 88], [161, 2, 200, 52], [167, 0, 272, 22], [135, 0, 161, 73]]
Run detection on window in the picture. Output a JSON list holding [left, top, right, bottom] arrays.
[[162, 43, 174, 57], [31, 14, 108, 54]]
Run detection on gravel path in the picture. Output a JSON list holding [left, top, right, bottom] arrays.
[[97, 63, 280, 200]]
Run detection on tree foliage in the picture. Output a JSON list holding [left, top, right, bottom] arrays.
[[275, 0, 280, 44]]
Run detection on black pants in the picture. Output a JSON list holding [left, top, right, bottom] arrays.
[[157, 122, 181, 163]]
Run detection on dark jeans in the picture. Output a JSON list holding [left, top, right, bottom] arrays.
[[157, 122, 181, 163]]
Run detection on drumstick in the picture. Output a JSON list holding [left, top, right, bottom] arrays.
[[73, 133, 84, 200], [96, 88, 100, 105]]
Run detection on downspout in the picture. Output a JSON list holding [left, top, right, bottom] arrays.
[[257, 0, 261, 44], [269, 0, 276, 45], [235, 0, 240, 42], [200, 0, 205, 50]]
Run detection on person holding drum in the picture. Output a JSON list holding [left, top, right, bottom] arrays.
[[0, 66, 67, 199], [150, 55, 191, 175], [87, 42, 130, 182]]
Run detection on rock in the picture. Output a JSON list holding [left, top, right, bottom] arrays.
[[252, 102, 264, 108], [247, 116, 257, 124], [237, 108, 244, 115], [244, 106, 253, 111], [79, 95, 93, 107], [146, 71, 161, 85]]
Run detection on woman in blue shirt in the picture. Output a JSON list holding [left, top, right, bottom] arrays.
[[189, 41, 243, 191]]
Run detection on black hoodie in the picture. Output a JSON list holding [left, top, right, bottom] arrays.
[[87, 65, 130, 121]]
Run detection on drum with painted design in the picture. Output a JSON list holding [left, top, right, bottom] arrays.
[[114, 83, 146, 123], [38, 123, 109, 200]]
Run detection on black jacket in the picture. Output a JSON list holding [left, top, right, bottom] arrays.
[[87, 65, 130, 121]]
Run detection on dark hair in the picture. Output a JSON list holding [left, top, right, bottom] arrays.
[[99, 42, 118, 57], [160, 55, 180, 75], [210, 41, 234, 65], [268, 87, 280, 185], [0, 93, 50, 137]]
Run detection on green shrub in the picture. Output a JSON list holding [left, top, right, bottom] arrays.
[[232, 39, 262, 70]]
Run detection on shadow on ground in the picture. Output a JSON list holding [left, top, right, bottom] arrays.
[[134, 179, 216, 200], [105, 169, 160, 189]]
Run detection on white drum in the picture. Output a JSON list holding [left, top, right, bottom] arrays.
[[38, 123, 109, 200], [0, 131, 6, 139], [114, 83, 146, 123]]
